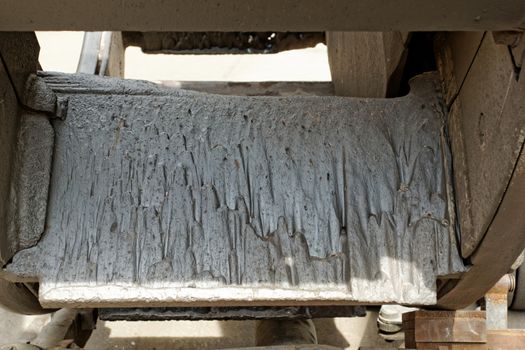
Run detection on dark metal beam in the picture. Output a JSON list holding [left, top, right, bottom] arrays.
[[99, 306, 366, 321]]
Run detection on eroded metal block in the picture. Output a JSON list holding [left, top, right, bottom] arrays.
[[7, 72, 465, 307]]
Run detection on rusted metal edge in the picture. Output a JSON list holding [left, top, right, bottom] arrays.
[[6, 72, 465, 307]]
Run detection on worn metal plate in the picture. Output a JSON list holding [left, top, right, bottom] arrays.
[[7, 72, 465, 307]]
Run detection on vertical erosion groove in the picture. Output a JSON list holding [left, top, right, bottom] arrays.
[[7, 72, 465, 305]]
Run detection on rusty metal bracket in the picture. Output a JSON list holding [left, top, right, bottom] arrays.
[[483, 274, 514, 330]]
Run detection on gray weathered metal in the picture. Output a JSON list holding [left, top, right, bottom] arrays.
[[6, 72, 465, 307]]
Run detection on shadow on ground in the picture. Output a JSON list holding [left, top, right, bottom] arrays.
[[84, 311, 398, 350]]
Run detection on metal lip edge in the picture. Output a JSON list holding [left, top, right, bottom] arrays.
[[36, 70, 440, 102], [38, 285, 436, 308]]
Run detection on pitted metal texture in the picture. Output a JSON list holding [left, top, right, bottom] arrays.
[[7, 72, 465, 307]]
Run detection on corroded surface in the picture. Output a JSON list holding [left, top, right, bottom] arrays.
[[8, 72, 465, 306], [98, 305, 366, 321]]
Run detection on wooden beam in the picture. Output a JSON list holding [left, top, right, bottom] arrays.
[[487, 330, 525, 349], [403, 311, 486, 348], [326, 32, 408, 97], [0, 1, 524, 31]]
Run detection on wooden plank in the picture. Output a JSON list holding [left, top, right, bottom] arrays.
[[412, 329, 525, 349], [228, 346, 342, 350], [1, 1, 525, 31], [487, 329, 525, 349], [403, 311, 486, 348], [410, 343, 488, 349], [326, 32, 408, 97]]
